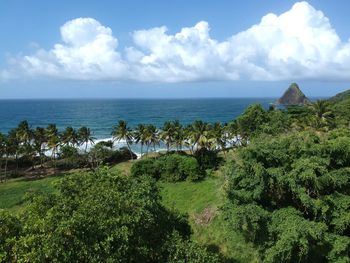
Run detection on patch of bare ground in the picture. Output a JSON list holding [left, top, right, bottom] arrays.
[[193, 207, 217, 226]]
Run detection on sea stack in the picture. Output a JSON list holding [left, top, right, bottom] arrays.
[[276, 83, 310, 105]]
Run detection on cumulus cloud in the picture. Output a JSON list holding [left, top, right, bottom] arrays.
[[2, 1, 350, 82], [12, 18, 129, 80]]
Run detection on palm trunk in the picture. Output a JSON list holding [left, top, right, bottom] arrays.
[[191, 143, 196, 154], [41, 147, 45, 168], [0, 159, 2, 183], [4, 155, 8, 182], [15, 152, 18, 175], [126, 141, 133, 160], [51, 148, 57, 168]]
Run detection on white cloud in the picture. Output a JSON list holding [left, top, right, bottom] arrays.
[[2, 1, 350, 82], [0, 70, 13, 81], [12, 18, 129, 80]]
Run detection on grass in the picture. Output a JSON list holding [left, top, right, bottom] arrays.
[[110, 160, 134, 175], [159, 175, 224, 214], [0, 176, 61, 211], [159, 171, 260, 263]]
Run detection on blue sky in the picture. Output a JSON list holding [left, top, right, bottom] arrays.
[[1, 0, 350, 98]]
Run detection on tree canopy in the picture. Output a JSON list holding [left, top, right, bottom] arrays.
[[0, 168, 219, 262], [224, 130, 350, 262]]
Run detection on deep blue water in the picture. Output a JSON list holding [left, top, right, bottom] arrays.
[[0, 98, 275, 139]]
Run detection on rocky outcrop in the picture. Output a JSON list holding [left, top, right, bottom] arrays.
[[276, 83, 310, 105]]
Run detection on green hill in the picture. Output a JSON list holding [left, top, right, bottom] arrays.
[[328, 88, 350, 123], [328, 88, 350, 104]]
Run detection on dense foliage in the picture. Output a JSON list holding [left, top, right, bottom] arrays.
[[131, 153, 203, 182], [1, 89, 350, 262], [0, 168, 219, 262], [329, 90, 350, 126], [224, 130, 350, 262]]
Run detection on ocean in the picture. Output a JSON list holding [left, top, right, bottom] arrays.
[[0, 98, 275, 153]]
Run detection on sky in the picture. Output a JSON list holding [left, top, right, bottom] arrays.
[[1, 0, 350, 98]]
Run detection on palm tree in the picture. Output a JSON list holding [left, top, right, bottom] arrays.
[[46, 124, 58, 138], [173, 120, 184, 151], [47, 135, 60, 167], [3, 133, 16, 180], [310, 100, 334, 129], [78, 126, 95, 153], [7, 129, 20, 173], [145, 124, 159, 153], [211, 122, 226, 153], [33, 127, 47, 168], [16, 121, 34, 166], [0, 132, 6, 182], [311, 100, 331, 119], [61, 127, 78, 147], [16, 120, 32, 146], [160, 121, 175, 152], [227, 120, 241, 147], [134, 124, 147, 156], [189, 120, 210, 152], [46, 124, 59, 164], [112, 120, 134, 159]]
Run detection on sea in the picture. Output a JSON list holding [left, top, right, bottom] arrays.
[[0, 98, 275, 154]]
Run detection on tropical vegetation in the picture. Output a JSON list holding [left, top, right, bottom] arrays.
[[1, 89, 350, 262]]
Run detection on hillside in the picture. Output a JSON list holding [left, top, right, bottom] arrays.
[[328, 88, 350, 104], [276, 83, 310, 105], [328, 88, 350, 123]]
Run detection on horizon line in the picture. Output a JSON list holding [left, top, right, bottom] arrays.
[[0, 96, 328, 100]]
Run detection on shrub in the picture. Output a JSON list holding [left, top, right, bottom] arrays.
[[2, 168, 196, 262], [88, 143, 114, 168], [0, 210, 22, 262], [89, 145, 137, 169], [195, 148, 222, 170], [58, 145, 78, 159], [131, 158, 161, 179], [131, 154, 203, 182], [163, 232, 220, 263], [113, 146, 137, 162], [178, 155, 203, 181], [224, 131, 350, 262]]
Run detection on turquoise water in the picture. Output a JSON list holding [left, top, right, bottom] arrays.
[[0, 98, 275, 139]]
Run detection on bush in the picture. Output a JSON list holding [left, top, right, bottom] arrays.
[[112, 146, 137, 162], [2, 168, 196, 262], [89, 145, 137, 169], [0, 210, 22, 262], [58, 145, 78, 159], [224, 130, 350, 262], [131, 158, 161, 179], [131, 154, 203, 182], [163, 232, 220, 263], [235, 104, 268, 140], [88, 143, 114, 168], [195, 148, 222, 170]]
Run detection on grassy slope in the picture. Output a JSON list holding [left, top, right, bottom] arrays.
[[159, 174, 260, 263], [0, 163, 132, 211], [0, 176, 60, 211], [0, 157, 260, 262]]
